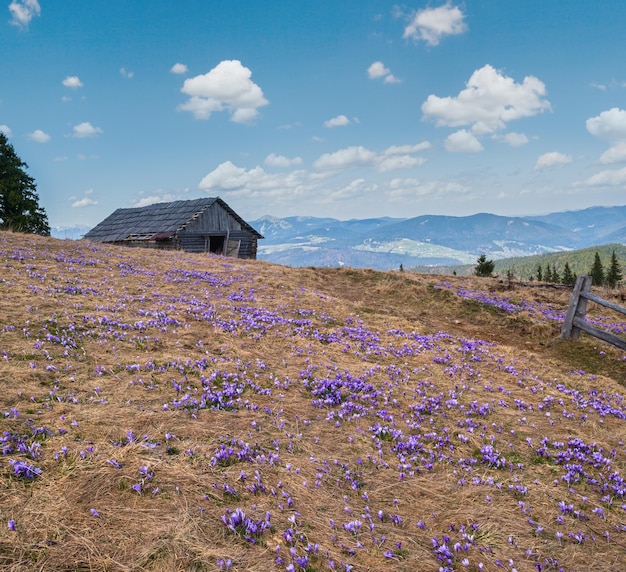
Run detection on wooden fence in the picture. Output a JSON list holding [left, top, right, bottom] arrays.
[[560, 275, 626, 350]]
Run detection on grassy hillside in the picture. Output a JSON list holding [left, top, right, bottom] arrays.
[[0, 231, 625, 571], [417, 243, 626, 280]]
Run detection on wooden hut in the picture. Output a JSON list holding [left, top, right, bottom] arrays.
[[83, 197, 263, 259]]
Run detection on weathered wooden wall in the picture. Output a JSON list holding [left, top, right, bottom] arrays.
[[178, 203, 258, 258]]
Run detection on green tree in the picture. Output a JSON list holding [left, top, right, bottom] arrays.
[[0, 133, 50, 235], [544, 264, 553, 283], [606, 249, 623, 288], [551, 263, 560, 284], [474, 254, 495, 277], [589, 251, 605, 286], [536, 264, 543, 282], [506, 268, 514, 285], [562, 261, 576, 286]]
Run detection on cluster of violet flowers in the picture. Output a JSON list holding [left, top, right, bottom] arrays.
[[434, 281, 626, 335], [221, 507, 271, 544]]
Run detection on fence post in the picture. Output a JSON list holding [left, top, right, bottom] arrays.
[[560, 275, 592, 340]]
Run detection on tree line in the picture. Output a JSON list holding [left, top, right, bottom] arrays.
[[533, 250, 622, 288], [475, 251, 623, 288]]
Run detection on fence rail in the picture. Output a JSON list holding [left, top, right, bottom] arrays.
[[560, 275, 626, 350]]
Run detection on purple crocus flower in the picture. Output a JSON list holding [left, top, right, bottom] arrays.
[[9, 459, 42, 479]]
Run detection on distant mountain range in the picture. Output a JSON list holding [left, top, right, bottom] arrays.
[[52, 205, 626, 271], [51, 225, 93, 240], [250, 205, 626, 270]]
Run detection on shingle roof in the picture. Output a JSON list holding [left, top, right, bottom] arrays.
[[84, 197, 262, 242]]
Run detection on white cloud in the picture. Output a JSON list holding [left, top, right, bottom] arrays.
[[388, 177, 469, 200], [170, 63, 188, 74], [403, 2, 467, 46], [72, 197, 98, 208], [198, 161, 313, 209], [324, 115, 350, 128], [199, 161, 270, 190], [585, 166, 626, 186], [195, 141, 435, 215], [314, 142, 430, 171], [377, 155, 426, 172], [586, 107, 626, 141], [198, 141, 430, 209], [367, 61, 389, 79], [277, 121, 302, 130], [444, 129, 484, 153], [134, 196, 164, 208], [120, 67, 134, 79], [230, 107, 259, 123], [367, 61, 400, 84], [586, 108, 626, 164], [314, 146, 377, 170], [72, 122, 103, 138], [179, 60, 269, 123], [71, 190, 98, 208], [9, 0, 40, 28], [133, 192, 179, 208], [599, 142, 626, 164], [196, 162, 356, 209], [383, 74, 401, 85], [501, 132, 529, 147], [0, 125, 12, 137], [382, 142, 432, 155], [27, 129, 50, 143], [534, 151, 572, 169], [329, 179, 376, 201], [62, 76, 83, 88], [422, 64, 551, 134], [264, 153, 303, 168]]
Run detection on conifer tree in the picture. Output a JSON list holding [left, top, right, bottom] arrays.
[[562, 261, 576, 286], [536, 264, 543, 282], [544, 264, 553, 283], [474, 254, 495, 277], [551, 263, 560, 284], [0, 133, 50, 235], [606, 249, 623, 288], [589, 251, 605, 286], [506, 268, 514, 286]]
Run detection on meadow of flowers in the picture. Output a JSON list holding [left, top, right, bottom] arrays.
[[0, 230, 625, 571]]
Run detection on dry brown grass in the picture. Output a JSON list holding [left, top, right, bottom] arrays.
[[0, 230, 625, 571]]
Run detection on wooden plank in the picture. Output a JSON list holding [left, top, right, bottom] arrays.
[[225, 240, 241, 258], [572, 317, 626, 351], [581, 291, 626, 316], [560, 275, 592, 340]]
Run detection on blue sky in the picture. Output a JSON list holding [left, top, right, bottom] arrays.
[[2, 1, 626, 228]]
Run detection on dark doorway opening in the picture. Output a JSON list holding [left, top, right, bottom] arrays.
[[208, 235, 225, 254]]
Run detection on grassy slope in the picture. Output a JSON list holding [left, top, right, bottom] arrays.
[[0, 231, 625, 571]]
